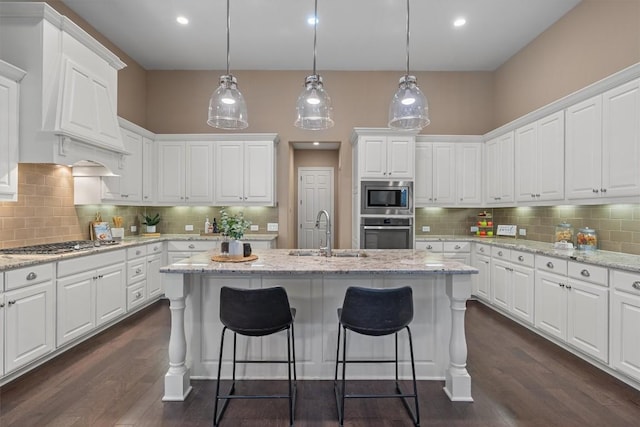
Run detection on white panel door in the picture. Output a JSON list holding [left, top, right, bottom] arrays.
[[0, 293, 4, 375], [611, 289, 640, 382], [215, 141, 244, 203], [359, 136, 387, 178], [414, 143, 433, 205], [456, 143, 482, 205], [96, 263, 126, 326], [602, 78, 640, 198], [432, 143, 456, 205], [4, 281, 54, 373], [298, 167, 334, 249], [567, 279, 608, 362], [57, 270, 95, 345], [565, 95, 603, 200], [157, 141, 185, 203], [534, 271, 567, 340], [185, 142, 213, 203], [0, 73, 19, 201], [491, 259, 510, 311], [386, 136, 414, 178], [473, 254, 491, 301], [147, 254, 163, 298], [536, 111, 565, 201], [515, 122, 537, 202], [142, 137, 155, 203], [244, 141, 274, 203], [511, 265, 534, 325]]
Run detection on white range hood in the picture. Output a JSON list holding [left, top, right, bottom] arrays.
[[0, 2, 128, 175]]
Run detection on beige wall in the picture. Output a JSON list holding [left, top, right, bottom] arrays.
[[493, 0, 640, 127]]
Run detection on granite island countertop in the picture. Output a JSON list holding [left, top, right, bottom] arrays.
[[160, 249, 479, 276], [0, 233, 277, 271]]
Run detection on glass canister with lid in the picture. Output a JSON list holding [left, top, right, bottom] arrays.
[[555, 222, 574, 243], [577, 227, 598, 251]]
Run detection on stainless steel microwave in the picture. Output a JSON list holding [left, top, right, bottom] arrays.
[[360, 181, 413, 215]]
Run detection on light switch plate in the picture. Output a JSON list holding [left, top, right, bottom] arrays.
[[519, 228, 527, 236], [421, 226, 430, 232], [185, 224, 194, 231], [130, 225, 137, 232], [250, 225, 259, 231], [267, 223, 279, 232]]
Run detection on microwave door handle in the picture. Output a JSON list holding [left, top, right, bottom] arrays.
[[362, 226, 413, 230]]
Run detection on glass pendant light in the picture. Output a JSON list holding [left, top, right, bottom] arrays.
[[208, 0, 248, 130], [388, 0, 430, 130], [295, 0, 334, 130]]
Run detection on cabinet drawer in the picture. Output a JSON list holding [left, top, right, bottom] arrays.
[[491, 247, 511, 260], [146, 242, 164, 255], [127, 245, 147, 259], [568, 262, 608, 286], [58, 249, 126, 277], [510, 250, 534, 268], [443, 241, 470, 253], [5, 263, 54, 290], [611, 269, 640, 296], [535, 255, 567, 275], [475, 243, 491, 255], [167, 241, 216, 252], [127, 281, 147, 311], [127, 260, 147, 284], [416, 241, 443, 252]]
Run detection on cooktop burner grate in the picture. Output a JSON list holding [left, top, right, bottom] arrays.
[[0, 240, 119, 255]]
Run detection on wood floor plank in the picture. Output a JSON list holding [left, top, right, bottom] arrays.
[[1, 300, 640, 426]]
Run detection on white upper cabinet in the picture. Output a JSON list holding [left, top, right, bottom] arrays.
[[157, 140, 214, 204], [485, 131, 514, 205], [415, 142, 455, 206], [0, 61, 25, 202], [214, 138, 277, 206], [455, 143, 483, 206], [514, 111, 565, 203], [566, 79, 640, 201], [141, 136, 156, 204], [352, 129, 416, 180]]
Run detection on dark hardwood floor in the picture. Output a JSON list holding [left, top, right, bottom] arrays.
[[1, 299, 639, 426]]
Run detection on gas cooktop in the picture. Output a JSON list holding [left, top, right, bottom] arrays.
[[0, 240, 119, 255]]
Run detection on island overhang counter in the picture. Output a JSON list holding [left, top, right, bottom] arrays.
[[160, 249, 478, 403]]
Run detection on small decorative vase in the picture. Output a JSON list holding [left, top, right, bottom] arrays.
[[146, 225, 156, 233], [228, 239, 243, 256]]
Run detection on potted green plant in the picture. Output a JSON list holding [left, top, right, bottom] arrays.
[[219, 208, 251, 255], [141, 213, 160, 233]]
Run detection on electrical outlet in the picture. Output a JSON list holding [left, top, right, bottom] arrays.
[[130, 225, 137, 233], [519, 228, 527, 236], [250, 225, 259, 231], [421, 226, 430, 232], [185, 224, 194, 231], [470, 226, 479, 232], [267, 223, 279, 232]]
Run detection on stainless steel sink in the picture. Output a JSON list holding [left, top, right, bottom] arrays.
[[288, 250, 322, 256], [331, 250, 368, 258]]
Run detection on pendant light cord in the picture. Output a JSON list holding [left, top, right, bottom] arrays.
[[312, 0, 318, 76], [405, 0, 410, 76], [225, 0, 231, 75]]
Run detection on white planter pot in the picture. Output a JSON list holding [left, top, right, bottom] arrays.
[[146, 225, 156, 233], [229, 239, 243, 256]]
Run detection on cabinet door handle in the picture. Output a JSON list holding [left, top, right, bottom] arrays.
[[580, 269, 590, 277], [566, 284, 572, 290], [26, 272, 37, 281], [632, 281, 640, 290], [601, 188, 607, 193], [188, 244, 195, 249], [454, 245, 461, 250], [136, 268, 142, 274], [479, 247, 485, 253], [426, 245, 432, 250], [498, 251, 503, 256], [546, 261, 554, 269], [98, 275, 104, 279], [592, 188, 599, 193], [535, 194, 541, 197], [8, 300, 16, 305], [518, 255, 524, 262], [559, 283, 565, 288], [0, 302, 5, 308]]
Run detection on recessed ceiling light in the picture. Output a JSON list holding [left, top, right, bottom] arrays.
[[453, 17, 466, 27], [176, 16, 189, 25]]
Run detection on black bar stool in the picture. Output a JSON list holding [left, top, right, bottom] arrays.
[[213, 286, 297, 426], [334, 286, 420, 427]]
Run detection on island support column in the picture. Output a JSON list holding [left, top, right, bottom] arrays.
[[162, 273, 193, 401], [443, 274, 473, 402]]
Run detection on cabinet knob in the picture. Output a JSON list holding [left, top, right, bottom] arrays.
[[479, 247, 485, 253], [454, 245, 461, 250], [592, 189, 599, 193], [531, 194, 535, 198], [0, 303, 4, 308], [136, 250, 142, 255], [188, 244, 195, 249], [632, 281, 640, 290], [580, 269, 590, 277], [426, 245, 432, 250], [546, 261, 554, 269], [498, 251, 503, 256], [136, 268, 142, 274], [518, 255, 524, 262], [144, 196, 149, 199], [26, 272, 37, 281], [135, 292, 142, 299], [566, 284, 572, 290], [180, 196, 185, 200]]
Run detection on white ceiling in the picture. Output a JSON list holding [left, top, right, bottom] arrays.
[[58, 0, 582, 72]]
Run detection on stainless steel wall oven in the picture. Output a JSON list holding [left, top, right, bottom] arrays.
[[360, 217, 413, 249]]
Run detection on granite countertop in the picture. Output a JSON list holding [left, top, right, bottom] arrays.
[[416, 235, 640, 274], [160, 249, 479, 276], [0, 234, 277, 271]]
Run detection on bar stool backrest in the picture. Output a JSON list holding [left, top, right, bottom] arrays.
[[220, 286, 293, 337], [340, 286, 414, 336]]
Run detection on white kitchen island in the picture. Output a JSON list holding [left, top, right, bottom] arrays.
[[160, 249, 478, 403]]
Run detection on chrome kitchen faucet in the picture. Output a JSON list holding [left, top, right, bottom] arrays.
[[315, 209, 332, 257]]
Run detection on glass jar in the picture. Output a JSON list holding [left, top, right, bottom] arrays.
[[555, 222, 574, 243], [576, 227, 598, 250]]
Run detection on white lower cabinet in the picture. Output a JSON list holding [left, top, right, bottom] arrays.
[[610, 269, 640, 382], [2, 263, 55, 374], [472, 243, 491, 302], [126, 243, 164, 311], [535, 257, 608, 363], [57, 250, 126, 346], [147, 245, 164, 299], [491, 248, 535, 325]]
